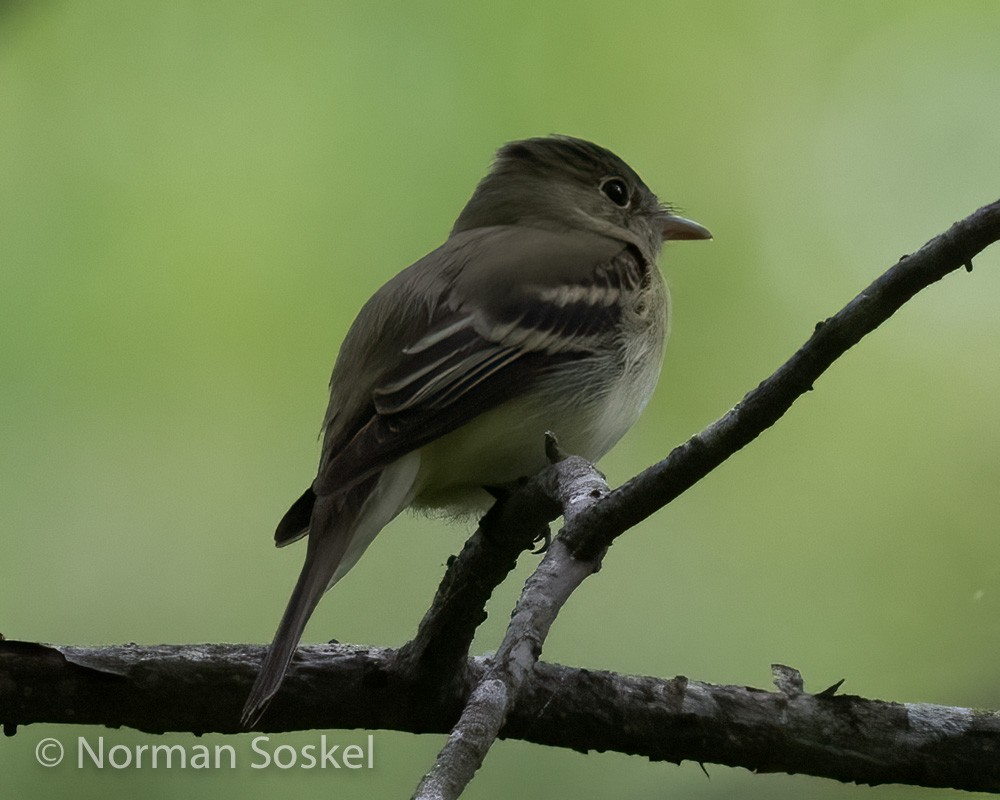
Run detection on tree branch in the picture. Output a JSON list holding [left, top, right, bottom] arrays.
[[412, 453, 609, 799], [3, 641, 999, 793], [564, 198, 1000, 560], [393, 465, 561, 687]]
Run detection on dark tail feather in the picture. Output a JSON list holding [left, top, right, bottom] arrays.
[[241, 527, 345, 728], [274, 487, 316, 547]]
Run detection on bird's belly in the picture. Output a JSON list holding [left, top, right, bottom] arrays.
[[411, 347, 662, 514]]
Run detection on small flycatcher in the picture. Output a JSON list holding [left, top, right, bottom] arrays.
[[242, 135, 710, 725]]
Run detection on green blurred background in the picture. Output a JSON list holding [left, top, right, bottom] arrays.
[[2, 2, 999, 798]]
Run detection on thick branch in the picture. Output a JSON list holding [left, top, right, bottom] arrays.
[[3, 641, 999, 793]]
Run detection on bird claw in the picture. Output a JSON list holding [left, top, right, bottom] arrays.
[[531, 528, 552, 554]]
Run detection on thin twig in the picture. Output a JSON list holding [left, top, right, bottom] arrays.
[[563, 198, 1000, 560]]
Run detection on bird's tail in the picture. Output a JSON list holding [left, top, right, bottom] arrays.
[[241, 453, 422, 728], [241, 499, 348, 728]]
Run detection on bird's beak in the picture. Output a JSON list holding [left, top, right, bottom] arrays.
[[662, 214, 712, 242]]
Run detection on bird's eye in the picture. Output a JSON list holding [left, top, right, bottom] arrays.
[[600, 177, 630, 208]]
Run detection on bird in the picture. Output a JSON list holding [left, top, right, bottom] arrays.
[[241, 135, 711, 726]]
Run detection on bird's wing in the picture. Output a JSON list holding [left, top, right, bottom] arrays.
[[307, 225, 647, 501]]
